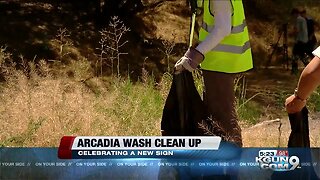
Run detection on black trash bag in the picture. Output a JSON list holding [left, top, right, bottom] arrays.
[[160, 71, 230, 179], [288, 106, 310, 147], [161, 71, 207, 136], [272, 107, 318, 180]]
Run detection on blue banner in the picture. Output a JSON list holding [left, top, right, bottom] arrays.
[[1, 146, 319, 179]]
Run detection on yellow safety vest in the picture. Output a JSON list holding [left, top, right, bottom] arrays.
[[198, 0, 253, 73]]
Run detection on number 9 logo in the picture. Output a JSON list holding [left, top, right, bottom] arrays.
[[289, 156, 300, 170]]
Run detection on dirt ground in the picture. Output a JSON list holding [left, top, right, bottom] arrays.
[[242, 113, 320, 147]]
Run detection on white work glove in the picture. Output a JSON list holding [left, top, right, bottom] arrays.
[[174, 47, 204, 72]]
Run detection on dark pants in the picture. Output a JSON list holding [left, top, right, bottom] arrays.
[[292, 41, 309, 74], [306, 37, 317, 58], [202, 70, 242, 147], [293, 41, 308, 59]]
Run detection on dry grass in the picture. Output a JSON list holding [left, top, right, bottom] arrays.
[[3, 58, 319, 148], [0, 73, 113, 147], [137, 0, 189, 44], [1, 59, 319, 147], [0, 60, 164, 147]]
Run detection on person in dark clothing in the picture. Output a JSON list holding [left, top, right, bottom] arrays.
[[301, 9, 317, 58], [290, 8, 309, 74]]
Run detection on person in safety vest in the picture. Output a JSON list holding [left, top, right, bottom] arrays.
[[175, 0, 253, 147]]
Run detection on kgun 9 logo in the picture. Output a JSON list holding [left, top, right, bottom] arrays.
[[255, 150, 300, 171]]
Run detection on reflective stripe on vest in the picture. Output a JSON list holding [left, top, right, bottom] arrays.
[[213, 40, 251, 54], [198, 0, 253, 73], [202, 20, 247, 34]]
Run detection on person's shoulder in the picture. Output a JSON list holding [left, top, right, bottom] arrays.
[[297, 16, 306, 21], [297, 16, 307, 25], [306, 16, 315, 23], [307, 16, 313, 20]]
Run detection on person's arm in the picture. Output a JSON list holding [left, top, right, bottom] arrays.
[[296, 49, 320, 99], [285, 46, 320, 113], [195, 0, 232, 54], [175, 0, 232, 72]]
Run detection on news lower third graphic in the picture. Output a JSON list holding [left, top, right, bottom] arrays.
[[1, 136, 319, 179], [58, 136, 221, 159]]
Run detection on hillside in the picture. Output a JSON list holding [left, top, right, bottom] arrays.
[[0, 0, 320, 147]]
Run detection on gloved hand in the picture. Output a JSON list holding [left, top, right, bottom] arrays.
[[174, 47, 204, 72]]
